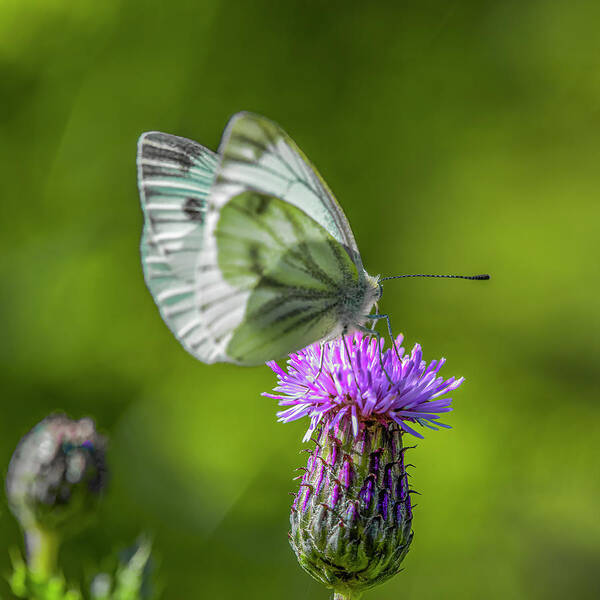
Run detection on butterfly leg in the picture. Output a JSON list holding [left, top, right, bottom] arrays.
[[369, 303, 379, 331], [366, 313, 402, 362], [341, 328, 363, 394], [311, 341, 326, 383], [356, 325, 394, 385]]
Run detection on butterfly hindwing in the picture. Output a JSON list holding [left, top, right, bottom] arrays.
[[213, 192, 362, 364]]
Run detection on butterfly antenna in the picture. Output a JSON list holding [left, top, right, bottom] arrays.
[[380, 273, 490, 281]]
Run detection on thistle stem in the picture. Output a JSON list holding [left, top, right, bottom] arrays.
[[333, 592, 362, 600], [25, 527, 60, 578]]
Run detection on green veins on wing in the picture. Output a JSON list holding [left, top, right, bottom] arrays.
[[216, 192, 368, 364]]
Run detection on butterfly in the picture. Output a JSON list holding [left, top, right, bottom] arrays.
[[137, 112, 390, 366]]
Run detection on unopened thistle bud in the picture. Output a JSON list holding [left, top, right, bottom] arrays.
[[290, 422, 412, 598], [265, 332, 464, 599], [6, 414, 107, 576]]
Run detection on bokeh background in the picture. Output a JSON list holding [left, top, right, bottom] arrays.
[[1, 1, 599, 598]]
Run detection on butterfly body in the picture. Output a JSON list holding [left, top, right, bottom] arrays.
[[138, 113, 380, 365]]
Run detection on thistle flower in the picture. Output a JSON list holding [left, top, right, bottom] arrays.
[[265, 332, 463, 599], [6, 414, 107, 576], [266, 332, 462, 442]]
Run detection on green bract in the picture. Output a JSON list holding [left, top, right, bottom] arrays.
[[290, 422, 413, 598]]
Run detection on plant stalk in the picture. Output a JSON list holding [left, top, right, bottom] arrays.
[[25, 527, 60, 578]]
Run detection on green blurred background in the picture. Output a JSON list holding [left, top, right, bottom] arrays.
[[1, 1, 599, 598]]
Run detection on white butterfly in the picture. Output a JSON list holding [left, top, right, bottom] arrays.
[[137, 112, 382, 365]]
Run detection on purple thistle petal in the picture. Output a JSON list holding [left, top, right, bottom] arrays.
[[392, 416, 425, 438], [265, 331, 464, 440]]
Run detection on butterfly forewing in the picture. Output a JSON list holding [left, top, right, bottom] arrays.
[[212, 113, 362, 266]]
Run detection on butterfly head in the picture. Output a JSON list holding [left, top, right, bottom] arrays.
[[365, 272, 383, 303], [362, 272, 383, 315], [376, 279, 383, 302]]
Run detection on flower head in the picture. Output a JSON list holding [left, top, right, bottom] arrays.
[[6, 414, 107, 535], [265, 331, 464, 442]]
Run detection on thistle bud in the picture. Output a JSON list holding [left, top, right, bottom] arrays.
[[6, 414, 107, 542], [265, 332, 464, 598], [290, 421, 413, 597]]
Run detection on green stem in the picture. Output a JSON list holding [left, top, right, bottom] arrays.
[[333, 592, 363, 600], [25, 527, 60, 578]]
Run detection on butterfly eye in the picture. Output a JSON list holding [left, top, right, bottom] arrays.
[[377, 283, 383, 301]]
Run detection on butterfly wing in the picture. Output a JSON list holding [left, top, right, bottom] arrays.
[[137, 131, 227, 362], [191, 113, 373, 364], [212, 112, 362, 266], [210, 192, 365, 365]]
